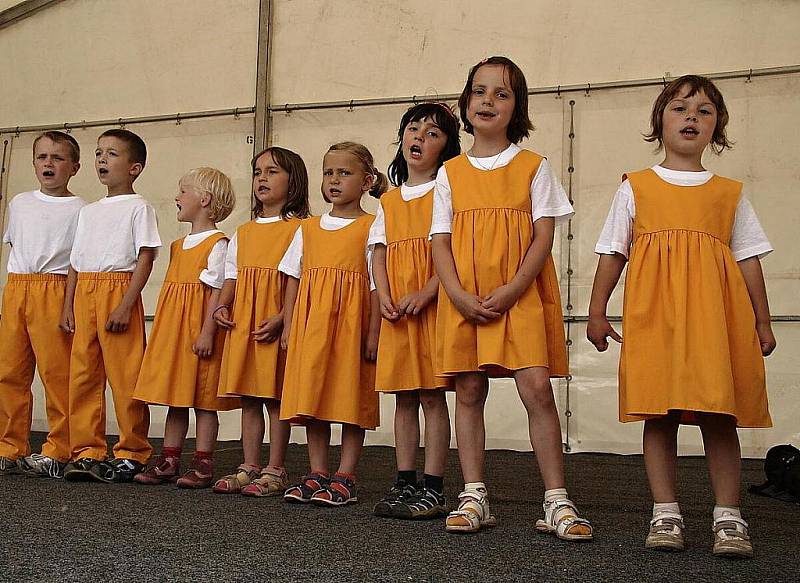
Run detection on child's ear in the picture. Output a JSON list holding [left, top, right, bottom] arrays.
[[362, 173, 375, 193], [129, 162, 144, 178], [199, 192, 212, 208], [70, 162, 81, 177]]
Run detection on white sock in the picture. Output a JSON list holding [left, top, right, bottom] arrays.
[[653, 502, 681, 517], [464, 481, 487, 495], [713, 505, 741, 521], [544, 487, 568, 503]]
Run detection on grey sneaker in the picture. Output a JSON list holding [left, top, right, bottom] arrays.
[[645, 512, 685, 552], [18, 453, 67, 479], [713, 516, 753, 559], [0, 456, 19, 474]]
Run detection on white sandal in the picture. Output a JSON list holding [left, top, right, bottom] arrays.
[[445, 490, 498, 533], [535, 498, 593, 541]]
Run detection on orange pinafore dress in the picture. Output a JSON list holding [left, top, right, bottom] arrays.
[[279, 215, 379, 429], [619, 169, 771, 427], [436, 151, 568, 378], [134, 233, 239, 411], [376, 187, 447, 392], [218, 218, 299, 399]]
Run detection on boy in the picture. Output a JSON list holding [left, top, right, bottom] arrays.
[[0, 131, 85, 478], [62, 129, 161, 483]]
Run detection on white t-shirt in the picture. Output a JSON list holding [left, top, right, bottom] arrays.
[[2, 190, 86, 275], [429, 143, 575, 236], [278, 213, 375, 289], [594, 165, 772, 261], [181, 230, 227, 289], [223, 215, 283, 280], [368, 180, 435, 248], [70, 194, 162, 272]]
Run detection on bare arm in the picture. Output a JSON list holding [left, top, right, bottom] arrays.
[[586, 253, 627, 351], [59, 266, 79, 333], [280, 276, 300, 351], [213, 278, 236, 329], [192, 286, 221, 358], [738, 256, 776, 356], [364, 290, 381, 361], [372, 244, 399, 321], [106, 247, 156, 333]]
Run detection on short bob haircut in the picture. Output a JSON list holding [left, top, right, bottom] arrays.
[[181, 167, 236, 223], [33, 130, 80, 163], [645, 75, 731, 154], [98, 128, 147, 167], [251, 146, 311, 220], [388, 102, 461, 187], [457, 56, 533, 144]]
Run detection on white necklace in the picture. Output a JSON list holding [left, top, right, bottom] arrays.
[[469, 149, 503, 171]]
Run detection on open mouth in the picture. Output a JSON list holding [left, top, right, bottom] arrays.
[[680, 127, 699, 136], [176, 203, 182, 210], [98, 168, 109, 175], [409, 144, 422, 159], [476, 111, 496, 120], [328, 188, 342, 196], [42, 170, 55, 177], [257, 185, 269, 193]]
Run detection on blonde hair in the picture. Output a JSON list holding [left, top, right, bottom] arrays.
[[327, 141, 389, 198], [182, 167, 235, 222]]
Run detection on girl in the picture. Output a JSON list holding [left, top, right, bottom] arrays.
[[133, 167, 237, 488], [278, 141, 385, 506], [370, 102, 461, 519], [212, 147, 310, 496], [430, 56, 592, 539], [588, 75, 774, 558]]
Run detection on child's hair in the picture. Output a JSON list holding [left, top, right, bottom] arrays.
[[182, 167, 236, 223], [326, 141, 388, 199], [388, 102, 461, 187], [457, 56, 534, 144], [33, 130, 80, 163], [645, 75, 731, 154], [98, 128, 147, 167], [251, 146, 311, 220]]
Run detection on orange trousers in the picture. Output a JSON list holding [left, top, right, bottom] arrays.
[[68, 273, 151, 462], [0, 274, 72, 461]]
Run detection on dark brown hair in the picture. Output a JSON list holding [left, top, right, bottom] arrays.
[[645, 75, 731, 154], [33, 131, 80, 163], [326, 142, 389, 200], [99, 128, 147, 166], [251, 146, 310, 220], [457, 56, 533, 144]]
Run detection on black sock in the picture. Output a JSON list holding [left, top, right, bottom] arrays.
[[398, 470, 417, 485], [423, 473, 444, 493]]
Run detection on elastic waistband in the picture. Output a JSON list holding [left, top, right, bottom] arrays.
[[77, 272, 133, 281], [7, 273, 67, 282]]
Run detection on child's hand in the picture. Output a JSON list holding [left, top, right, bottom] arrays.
[[192, 331, 215, 358], [587, 314, 622, 352], [253, 314, 283, 343], [378, 292, 400, 321], [280, 326, 291, 351], [363, 329, 379, 361], [481, 283, 521, 315], [397, 289, 435, 317], [213, 305, 235, 329], [452, 290, 500, 324], [59, 309, 75, 334], [756, 321, 777, 356], [106, 303, 133, 333]]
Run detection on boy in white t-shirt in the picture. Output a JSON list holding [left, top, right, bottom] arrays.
[[62, 129, 161, 483], [0, 131, 85, 478]]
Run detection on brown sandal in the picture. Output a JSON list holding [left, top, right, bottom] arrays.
[[212, 464, 260, 494], [241, 466, 289, 497]]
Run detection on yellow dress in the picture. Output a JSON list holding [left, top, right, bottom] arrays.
[[436, 151, 568, 378], [134, 233, 238, 411], [619, 169, 771, 427], [376, 187, 447, 392], [218, 218, 299, 399], [280, 215, 379, 429]]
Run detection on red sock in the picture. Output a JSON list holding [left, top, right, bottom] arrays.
[[162, 447, 181, 459], [334, 471, 356, 482], [310, 469, 330, 477], [194, 450, 213, 461]]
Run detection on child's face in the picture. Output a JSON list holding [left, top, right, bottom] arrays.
[[175, 178, 207, 223], [253, 151, 290, 213], [401, 116, 447, 177], [466, 64, 515, 139], [33, 137, 79, 195], [322, 151, 371, 205], [95, 136, 140, 189], [661, 86, 718, 158]]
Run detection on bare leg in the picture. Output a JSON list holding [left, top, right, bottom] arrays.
[[514, 366, 564, 490], [698, 412, 741, 506], [419, 390, 450, 477], [265, 399, 290, 468], [306, 420, 330, 474], [194, 409, 219, 453], [163, 407, 190, 450], [240, 397, 265, 467], [454, 372, 489, 483], [338, 423, 366, 475], [643, 412, 681, 502], [394, 391, 421, 472]]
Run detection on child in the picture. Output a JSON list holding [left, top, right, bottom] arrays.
[[430, 56, 592, 539], [0, 131, 84, 478], [278, 141, 385, 506], [212, 147, 310, 496], [133, 168, 237, 488], [588, 75, 774, 558], [62, 128, 161, 483], [370, 103, 461, 519]]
